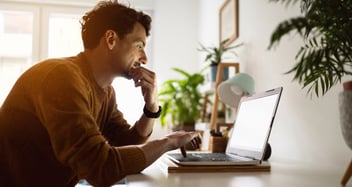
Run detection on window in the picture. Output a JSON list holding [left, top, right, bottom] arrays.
[[0, 4, 37, 105], [42, 6, 86, 58]]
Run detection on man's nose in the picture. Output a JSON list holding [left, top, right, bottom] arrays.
[[139, 50, 148, 64]]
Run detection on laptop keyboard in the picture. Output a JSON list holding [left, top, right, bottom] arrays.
[[189, 153, 240, 161]]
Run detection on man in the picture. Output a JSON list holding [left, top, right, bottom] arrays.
[[0, 1, 200, 186]]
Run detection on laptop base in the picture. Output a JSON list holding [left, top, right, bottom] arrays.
[[160, 155, 270, 173]]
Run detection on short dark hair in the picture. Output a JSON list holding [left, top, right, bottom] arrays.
[[80, 0, 151, 49]]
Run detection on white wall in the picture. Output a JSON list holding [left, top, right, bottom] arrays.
[[151, 0, 200, 81]]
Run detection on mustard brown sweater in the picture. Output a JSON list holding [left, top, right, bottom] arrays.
[[0, 53, 148, 187]]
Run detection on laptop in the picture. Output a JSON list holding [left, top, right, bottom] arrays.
[[167, 87, 283, 166]]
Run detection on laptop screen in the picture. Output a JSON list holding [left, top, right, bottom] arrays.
[[226, 87, 282, 160]]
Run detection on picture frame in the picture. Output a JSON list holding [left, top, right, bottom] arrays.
[[219, 0, 239, 47]]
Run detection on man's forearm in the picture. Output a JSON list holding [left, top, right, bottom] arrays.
[[134, 114, 155, 137], [139, 137, 169, 166]]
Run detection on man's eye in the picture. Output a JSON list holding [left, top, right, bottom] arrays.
[[136, 42, 144, 50]]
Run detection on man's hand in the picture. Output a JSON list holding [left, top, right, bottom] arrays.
[[165, 131, 202, 150], [140, 131, 202, 165], [128, 66, 159, 137], [129, 66, 158, 112]]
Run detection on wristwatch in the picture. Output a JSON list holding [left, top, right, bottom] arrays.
[[143, 104, 162, 118]]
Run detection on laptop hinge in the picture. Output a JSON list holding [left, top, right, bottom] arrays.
[[231, 153, 258, 161]]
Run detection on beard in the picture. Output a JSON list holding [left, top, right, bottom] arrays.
[[122, 69, 133, 80], [126, 61, 141, 80]]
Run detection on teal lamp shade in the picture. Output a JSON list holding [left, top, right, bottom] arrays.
[[217, 73, 255, 108]]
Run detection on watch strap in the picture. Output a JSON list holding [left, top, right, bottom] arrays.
[[143, 105, 162, 118]]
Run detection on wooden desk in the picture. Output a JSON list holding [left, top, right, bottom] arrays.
[[125, 155, 347, 187]]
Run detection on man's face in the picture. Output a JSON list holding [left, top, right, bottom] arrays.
[[109, 22, 148, 79]]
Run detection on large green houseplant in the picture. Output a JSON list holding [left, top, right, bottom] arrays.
[[268, 0, 352, 97], [159, 68, 205, 131], [198, 38, 243, 82], [268, 0, 352, 184]]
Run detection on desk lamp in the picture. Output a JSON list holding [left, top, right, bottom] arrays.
[[217, 72, 254, 108]]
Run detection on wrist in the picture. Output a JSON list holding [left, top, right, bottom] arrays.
[[140, 138, 170, 164], [143, 104, 162, 118], [145, 102, 159, 112], [160, 137, 173, 152]]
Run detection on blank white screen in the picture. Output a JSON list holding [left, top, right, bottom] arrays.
[[227, 94, 278, 152]]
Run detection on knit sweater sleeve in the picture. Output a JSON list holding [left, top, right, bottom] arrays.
[[35, 63, 147, 186]]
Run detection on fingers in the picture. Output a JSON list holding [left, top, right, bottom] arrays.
[[129, 67, 156, 88], [180, 133, 201, 158], [180, 146, 187, 157], [170, 131, 202, 150], [189, 133, 202, 149], [193, 135, 202, 149], [129, 67, 158, 105]]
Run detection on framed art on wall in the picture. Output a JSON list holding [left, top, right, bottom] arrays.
[[219, 0, 239, 47]]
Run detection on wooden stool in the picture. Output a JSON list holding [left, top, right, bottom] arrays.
[[342, 160, 352, 186]]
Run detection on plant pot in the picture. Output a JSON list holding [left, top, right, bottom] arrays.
[[210, 65, 229, 82], [343, 81, 352, 91], [171, 122, 195, 132], [339, 90, 352, 150], [209, 136, 228, 153]]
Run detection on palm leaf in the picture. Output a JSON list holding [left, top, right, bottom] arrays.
[[269, 0, 352, 97]]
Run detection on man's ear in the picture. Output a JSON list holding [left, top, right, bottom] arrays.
[[105, 30, 117, 50]]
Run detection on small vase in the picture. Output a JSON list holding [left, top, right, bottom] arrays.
[[339, 90, 352, 150], [343, 81, 352, 91], [210, 65, 229, 82]]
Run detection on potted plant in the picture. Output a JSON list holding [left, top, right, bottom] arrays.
[[198, 38, 243, 82], [268, 0, 352, 184], [268, 0, 352, 97], [158, 67, 206, 131]]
